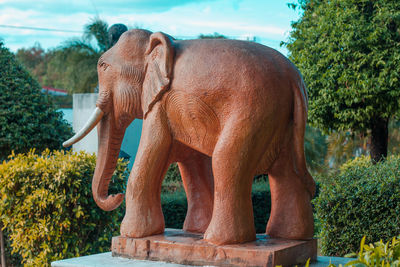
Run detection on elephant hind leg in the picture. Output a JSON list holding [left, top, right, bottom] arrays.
[[178, 152, 214, 233], [266, 134, 314, 240]]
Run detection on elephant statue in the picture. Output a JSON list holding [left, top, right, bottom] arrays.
[[63, 29, 315, 245]]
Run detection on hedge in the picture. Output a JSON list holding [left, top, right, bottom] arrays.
[[161, 175, 271, 233], [0, 153, 272, 266], [0, 150, 128, 266], [314, 155, 400, 256], [0, 41, 72, 161]]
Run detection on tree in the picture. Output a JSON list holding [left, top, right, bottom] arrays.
[[325, 120, 400, 168], [0, 41, 72, 160], [42, 18, 128, 94], [43, 18, 109, 94], [15, 42, 46, 83], [198, 32, 227, 39], [304, 125, 327, 173], [284, 0, 400, 162]]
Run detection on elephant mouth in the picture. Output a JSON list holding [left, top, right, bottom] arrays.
[[63, 107, 104, 147]]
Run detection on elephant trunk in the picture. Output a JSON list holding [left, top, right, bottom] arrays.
[[92, 113, 125, 211]]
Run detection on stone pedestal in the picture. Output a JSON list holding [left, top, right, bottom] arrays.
[[112, 229, 317, 267]]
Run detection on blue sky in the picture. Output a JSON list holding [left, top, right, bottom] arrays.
[[0, 0, 301, 55]]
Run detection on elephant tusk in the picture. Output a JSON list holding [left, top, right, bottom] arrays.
[[63, 107, 104, 147]]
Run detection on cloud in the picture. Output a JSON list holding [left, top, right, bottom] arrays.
[[0, 7, 88, 32], [187, 21, 286, 36], [0, 0, 298, 56], [0, 0, 218, 15]]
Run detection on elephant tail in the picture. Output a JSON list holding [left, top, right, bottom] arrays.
[[293, 78, 316, 197]]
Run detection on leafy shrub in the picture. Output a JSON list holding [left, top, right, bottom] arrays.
[[0, 41, 72, 161], [314, 155, 400, 256], [164, 163, 181, 183], [161, 178, 271, 233], [162, 163, 183, 193], [344, 236, 400, 266], [0, 150, 128, 266], [252, 179, 271, 233], [162, 190, 187, 229]]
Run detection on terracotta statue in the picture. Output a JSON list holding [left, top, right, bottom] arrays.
[[64, 29, 315, 245]]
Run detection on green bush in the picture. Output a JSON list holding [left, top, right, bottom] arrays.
[[162, 190, 187, 229], [252, 179, 271, 233], [161, 178, 271, 233], [344, 236, 400, 266], [161, 163, 185, 229], [314, 155, 400, 256], [0, 150, 128, 266], [162, 163, 184, 194], [0, 41, 72, 161]]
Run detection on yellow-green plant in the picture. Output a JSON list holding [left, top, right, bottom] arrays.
[[327, 236, 400, 267], [0, 149, 128, 266], [345, 236, 400, 266]]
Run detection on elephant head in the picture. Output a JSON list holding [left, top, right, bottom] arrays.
[[63, 30, 175, 211]]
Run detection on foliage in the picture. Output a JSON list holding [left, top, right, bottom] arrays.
[[325, 121, 400, 168], [161, 164, 187, 229], [15, 42, 48, 85], [304, 125, 327, 172], [325, 131, 369, 168], [15, 18, 110, 94], [0, 150, 129, 266], [161, 176, 271, 233], [164, 163, 182, 182], [15, 45, 69, 106], [251, 179, 271, 233], [314, 155, 400, 256], [0, 41, 72, 161], [343, 236, 400, 267], [83, 18, 109, 52], [388, 121, 400, 155], [1, 226, 22, 266], [38, 49, 66, 90], [198, 32, 227, 39], [49, 17, 109, 94], [162, 163, 184, 193], [161, 189, 187, 229], [284, 0, 400, 160], [44, 46, 100, 94]]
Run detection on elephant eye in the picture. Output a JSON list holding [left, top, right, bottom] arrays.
[[100, 62, 109, 71], [98, 57, 109, 71]]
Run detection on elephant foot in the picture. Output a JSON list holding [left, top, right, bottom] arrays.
[[266, 202, 314, 240], [203, 217, 256, 245], [266, 183, 314, 240], [203, 197, 256, 245], [183, 205, 212, 233], [120, 208, 164, 238]]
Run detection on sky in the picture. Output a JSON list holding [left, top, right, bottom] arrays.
[[0, 0, 302, 55]]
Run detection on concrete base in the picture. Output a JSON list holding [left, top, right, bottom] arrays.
[[112, 229, 317, 266], [52, 252, 355, 267]]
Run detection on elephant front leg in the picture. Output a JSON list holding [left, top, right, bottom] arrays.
[[120, 107, 172, 238], [178, 152, 214, 233]]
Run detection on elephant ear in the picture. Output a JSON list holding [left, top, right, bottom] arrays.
[[142, 32, 174, 118]]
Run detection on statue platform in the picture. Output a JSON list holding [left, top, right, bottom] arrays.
[[111, 228, 317, 266], [52, 252, 355, 267]]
